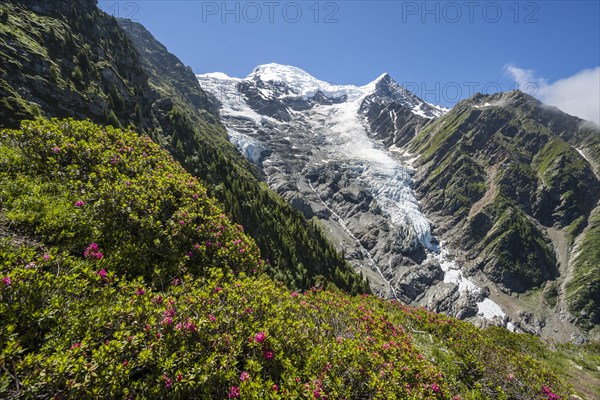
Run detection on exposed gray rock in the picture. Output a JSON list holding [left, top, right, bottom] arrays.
[[197, 65, 598, 341], [197, 65, 456, 311]]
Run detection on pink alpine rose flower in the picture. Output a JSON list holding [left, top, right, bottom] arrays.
[[84, 243, 103, 260], [228, 386, 240, 398], [255, 331, 266, 343]]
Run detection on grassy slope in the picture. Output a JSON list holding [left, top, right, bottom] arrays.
[[566, 209, 600, 331], [0, 119, 262, 283], [0, 1, 148, 129], [0, 119, 598, 399], [410, 91, 600, 329]]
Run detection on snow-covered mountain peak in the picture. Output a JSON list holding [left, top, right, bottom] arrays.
[[355, 73, 389, 97], [371, 72, 392, 85], [362, 73, 449, 118], [199, 64, 448, 118], [248, 65, 400, 98], [200, 71, 240, 81], [247, 63, 314, 84], [247, 63, 363, 101]]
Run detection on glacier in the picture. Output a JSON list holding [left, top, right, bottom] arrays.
[[197, 63, 508, 326]]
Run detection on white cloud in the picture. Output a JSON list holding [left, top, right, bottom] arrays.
[[504, 64, 600, 125]]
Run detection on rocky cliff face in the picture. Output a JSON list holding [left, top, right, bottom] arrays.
[[198, 66, 599, 340], [359, 74, 441, 147], [116, 19, 218, 121]]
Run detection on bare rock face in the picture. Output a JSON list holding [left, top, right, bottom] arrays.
[[198, 65, 599, 341], [197, 65, 499, 322]]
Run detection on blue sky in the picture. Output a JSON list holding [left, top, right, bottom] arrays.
[[98, 1, 600, 120]]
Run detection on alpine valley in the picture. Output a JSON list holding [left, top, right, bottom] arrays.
[[1, 1, 599, 399], [197, 64, 600, 342]]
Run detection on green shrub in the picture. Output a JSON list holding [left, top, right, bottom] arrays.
[[0, 119, 578, 399], [0, 118, 262, 286], [0, 243, 570, 399], [71, 66, 84, 86]]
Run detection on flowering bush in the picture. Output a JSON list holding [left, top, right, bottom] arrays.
[[0, 119, 261, 285], [0, 119, 585, 399], [83, 243, 104, 260], [0, 243, 572, 399]]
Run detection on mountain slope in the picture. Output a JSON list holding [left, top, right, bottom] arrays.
[[199, 66, 600, 340], [197, 65, 446, 298], [0, 118, 262, 283], [410, 90, 600, 336], [197, 65, 516, 327], [115, 20, 368, 294], [359, 73, 448, 147], [0, 0, 150, 129], [0, 1, 367, 294], [1, 118, 597, 399]]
